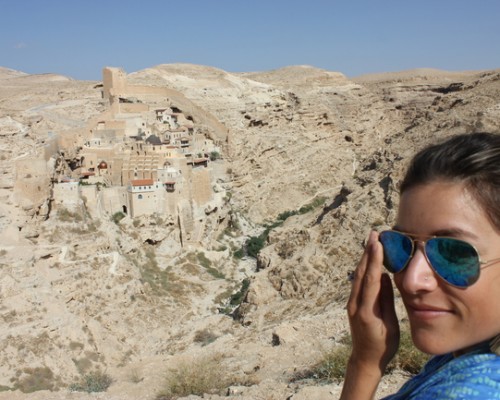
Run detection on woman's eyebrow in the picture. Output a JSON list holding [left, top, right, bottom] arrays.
[[391, 226, 479, 240], [432, 228, 479, 240]]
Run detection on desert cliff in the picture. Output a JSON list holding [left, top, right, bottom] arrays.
[[0, 64, 499, 399]]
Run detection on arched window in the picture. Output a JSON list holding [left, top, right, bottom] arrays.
[[138, 194, 143, 200]]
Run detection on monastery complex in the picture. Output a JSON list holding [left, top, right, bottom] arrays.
[[14, 67, 231, 244]]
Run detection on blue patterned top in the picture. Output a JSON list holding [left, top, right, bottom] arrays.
[[382, 346, 500, 399]]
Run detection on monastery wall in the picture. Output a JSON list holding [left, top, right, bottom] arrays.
[[110, 157, 124, 186], [111, 115, 148, 137], [116, 103, 149, 115], [100, 187, 128, 216], [128, 188, 163, 218], [191, 168, 212, 207], [164, 190, 180, 216], [177, 199, 194, 242], [80, 185, 98, 216], [88, 129, 119, 146], [53, 181, 81, 211], [97, 120, 126, 131]]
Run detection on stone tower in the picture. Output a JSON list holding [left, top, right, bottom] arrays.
[[102, 67, 127, 102]]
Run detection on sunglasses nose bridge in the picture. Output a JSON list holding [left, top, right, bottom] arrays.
[[404, 238, 436, 272], [411, 239, 434, 265], [411, 239, 427, 257]]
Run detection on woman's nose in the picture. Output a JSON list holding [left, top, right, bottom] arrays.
[[399, 244, 438, 293]]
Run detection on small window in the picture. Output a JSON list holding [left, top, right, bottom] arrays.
[[138, 194, 143, 200]]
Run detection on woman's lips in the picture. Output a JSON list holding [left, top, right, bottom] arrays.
[[406, 304, 453, 319]]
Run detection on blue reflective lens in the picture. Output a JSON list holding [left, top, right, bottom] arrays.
[[426, 238, 479, 287], [380, 231, 413, 273]]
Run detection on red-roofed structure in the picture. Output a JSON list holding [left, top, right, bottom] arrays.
[[130, 179, 154, 187]]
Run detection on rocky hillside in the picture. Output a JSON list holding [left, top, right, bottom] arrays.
[[0, 64, 499, 399]]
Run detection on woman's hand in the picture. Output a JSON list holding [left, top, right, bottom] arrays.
[[340, 231, 400, 400]]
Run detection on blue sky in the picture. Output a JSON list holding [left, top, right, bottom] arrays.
[[1, 0, 499, 81]]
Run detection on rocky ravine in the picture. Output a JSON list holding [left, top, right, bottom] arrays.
[[0, 64, 499, 399]]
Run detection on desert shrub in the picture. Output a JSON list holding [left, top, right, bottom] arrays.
[[209, 151, 220, 161], [233, 248, 244, 259], [156, 354, 230, 399], [278, 196, 327, 221], [218, 278, 250, 316], [128, 368, 143, 383], [193, 329, 219, 346], [229, 278, 250, 306], [205, 267, 225, 279], [57, 207, 83, 222], [196, 252, 225, 279], [292, 345, 351, 383], [392, 328, 430, 375], [111, 211, 126, 224], [196, 251, 211, 268], [246, 235, 267, 258], [277, 210, 296, 221], [139, 248, 169, 295], [69, 371, 113, 393]]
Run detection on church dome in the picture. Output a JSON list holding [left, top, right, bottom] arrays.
[[97, 160, 108, 169]]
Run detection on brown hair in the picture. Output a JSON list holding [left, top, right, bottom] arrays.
[[400, 132, 500, 230]]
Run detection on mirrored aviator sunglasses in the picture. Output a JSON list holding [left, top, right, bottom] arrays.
[[379, 230, 486, 288]]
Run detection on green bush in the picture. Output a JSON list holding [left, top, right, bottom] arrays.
[[229, 278, 250, 306], [111, 211, 126, 224], [209, 151, 220, 161], [69, 371, 113, 393], [233, 248, 244, 259], [246, 235, 267, 258], [218, 278, 250, 316]]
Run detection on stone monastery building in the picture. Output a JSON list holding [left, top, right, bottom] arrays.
[[52, 67, 226, 243]]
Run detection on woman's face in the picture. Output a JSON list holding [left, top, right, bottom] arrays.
[[394, 180, 500, 355]]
